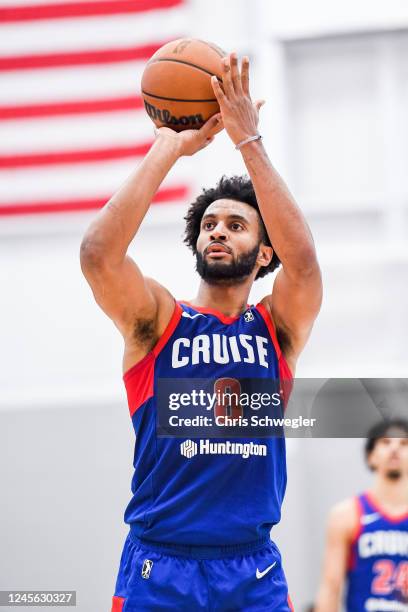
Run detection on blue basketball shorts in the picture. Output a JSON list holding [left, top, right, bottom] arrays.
[[111, 531, 294, 611]]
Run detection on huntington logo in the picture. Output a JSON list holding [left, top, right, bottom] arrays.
[[180, 439, 267, 459], [180, 439, 198, 458], [141, 559, 153, 579]]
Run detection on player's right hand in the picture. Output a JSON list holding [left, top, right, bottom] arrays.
[[154, 113, 223, 157]]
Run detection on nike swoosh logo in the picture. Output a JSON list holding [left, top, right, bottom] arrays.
[[181, 311, 206, 319], [256, 561, 277, 579], [361, 512, 380, 525]]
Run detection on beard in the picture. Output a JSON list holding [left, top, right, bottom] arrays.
[[385, 469, 402, 480], [195, 243, 259, 286]]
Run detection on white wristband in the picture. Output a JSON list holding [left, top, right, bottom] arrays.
[[235, 134, 262, 150]]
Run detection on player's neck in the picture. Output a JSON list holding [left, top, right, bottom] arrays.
[[370, 476, 408, 512], [191, 281, 251, 318]]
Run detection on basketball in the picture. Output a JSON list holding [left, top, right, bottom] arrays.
[[141, 38, 226, 132]]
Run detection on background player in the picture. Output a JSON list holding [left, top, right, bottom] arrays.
[[315, 419, 408, 611], [81, 52, 322, 610]]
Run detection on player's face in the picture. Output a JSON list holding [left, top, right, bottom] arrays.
[[195, 199, 272, 285], [369, 430, 408, 479]]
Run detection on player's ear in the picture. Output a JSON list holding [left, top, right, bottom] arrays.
[[257, 244, 273, 267], [367, 454, 377, 471]]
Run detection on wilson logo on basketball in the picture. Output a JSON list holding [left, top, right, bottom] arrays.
[[144, 101, 204, 128]]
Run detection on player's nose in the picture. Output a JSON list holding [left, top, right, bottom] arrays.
[[209, 223, 227, 241], [389, 440, 401, 454]]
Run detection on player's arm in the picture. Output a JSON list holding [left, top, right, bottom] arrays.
[[315, 499, 358, 612], [80, 116, 222, 344], [212, 53, 322, 372]]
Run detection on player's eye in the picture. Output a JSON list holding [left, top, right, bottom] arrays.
[[231, 223, 243, 230], [203, 221, 214, 230]]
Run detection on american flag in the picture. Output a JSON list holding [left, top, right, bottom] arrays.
[[0, 0, 190, 216]]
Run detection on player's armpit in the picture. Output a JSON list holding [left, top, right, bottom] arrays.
[[80, 245, 172, 340], [265, 263, 323, 367]]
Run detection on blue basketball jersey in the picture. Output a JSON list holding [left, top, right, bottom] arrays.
[[346, 492, 408, 611], [122, 300, 292, 547]]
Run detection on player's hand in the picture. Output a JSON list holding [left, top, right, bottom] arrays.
[[155, 113, 223, 157], [211, 53, 264, 147]]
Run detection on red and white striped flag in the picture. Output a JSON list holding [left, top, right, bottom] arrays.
[[0, 0, 190, 216]]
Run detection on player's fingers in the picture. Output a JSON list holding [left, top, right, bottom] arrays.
[[197, 135, 215, 152], [241, 56, 250, 95], [230, 52, 242, 95], [208, 114, 224, 136], [155, 125, 174, 138], [212, 119, 224, 135], [199, 114, 223, 143], [221, 56, 235, 99], [254, 99, 266, 112], [201, 112, 222, 135], [211, 76, 226, 103]]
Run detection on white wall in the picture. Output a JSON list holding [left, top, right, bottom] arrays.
[[2, 3, 408, 611], [191, 0, 408, 41]]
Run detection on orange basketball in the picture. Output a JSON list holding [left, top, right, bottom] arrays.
[[141, 38, 225, 132]]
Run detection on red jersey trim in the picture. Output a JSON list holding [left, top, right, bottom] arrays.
[[278, 359, 294, 410], [124, 353, 155, 417], [153, 302, 183, 357], [123, 300, 183, 417], [255, 302, 293, 410], [255, 302, 293, 376], [365, 491, 408, 523], [347, 496, 363, 570], [111, 595, 125, 612], [255, 302, 281, 356], [178, 300, 250, 325], [123, 300, 182, 382]]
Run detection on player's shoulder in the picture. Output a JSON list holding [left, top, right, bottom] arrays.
[[122, 278, 176, 372], [144, 276, 177, 329], [329, 497, 358, 519], [145, 276, 172, 300], [258, 294, 272, 311], [327, 497, 360, 538]]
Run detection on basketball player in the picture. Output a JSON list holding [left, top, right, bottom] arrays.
[[315, 419, 408, 611], [81, 53, 322, 611]]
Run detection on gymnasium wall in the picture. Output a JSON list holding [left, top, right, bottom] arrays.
[[1, 1, 408, 610]]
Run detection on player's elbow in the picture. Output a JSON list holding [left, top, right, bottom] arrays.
[[80, 236, 107, 273], [296, 244, 320, 275]]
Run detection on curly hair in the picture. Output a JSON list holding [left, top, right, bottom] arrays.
[[183, 175, 281, 280]]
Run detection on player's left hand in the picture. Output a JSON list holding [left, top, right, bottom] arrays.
[[211, 53, 264, 147], [155, 113, 224, 157]]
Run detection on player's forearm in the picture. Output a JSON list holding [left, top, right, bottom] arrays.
[[241, 140, 318, 276], [315, 585, 342, 612], [81, 136, 181, 265]]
